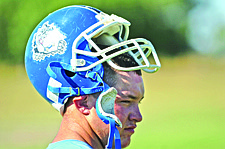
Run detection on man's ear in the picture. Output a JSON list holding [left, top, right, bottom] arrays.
[[73, 96, 90, 115]]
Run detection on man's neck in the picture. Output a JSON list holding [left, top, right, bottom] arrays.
[[52, 111, 104, 149]]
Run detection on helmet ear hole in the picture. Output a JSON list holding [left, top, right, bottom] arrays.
[[64, 70, 75, 77]]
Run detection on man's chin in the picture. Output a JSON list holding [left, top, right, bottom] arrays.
[[120, 136, 131, 148]]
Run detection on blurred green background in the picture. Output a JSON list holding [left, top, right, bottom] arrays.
[[0, 0, 224, 148]]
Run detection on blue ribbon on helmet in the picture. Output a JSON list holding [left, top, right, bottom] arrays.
[[46, 61, 104, 96]]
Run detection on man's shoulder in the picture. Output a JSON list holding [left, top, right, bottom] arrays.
[[46, 139, 93, 149]]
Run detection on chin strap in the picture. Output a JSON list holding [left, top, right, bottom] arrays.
[[106, 119, 121, 149]]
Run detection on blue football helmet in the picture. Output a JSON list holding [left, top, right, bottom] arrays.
[[25, 5, 161, 149]]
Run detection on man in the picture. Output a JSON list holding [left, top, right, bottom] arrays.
[[25, 5, 161, 149]]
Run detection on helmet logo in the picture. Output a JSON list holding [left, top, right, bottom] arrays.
[[32, 21, 67, 61]]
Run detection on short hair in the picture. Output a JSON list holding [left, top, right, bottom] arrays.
[[102, 52, 142, 88]]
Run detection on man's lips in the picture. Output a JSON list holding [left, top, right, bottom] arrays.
[[124, 125, 136, 134]]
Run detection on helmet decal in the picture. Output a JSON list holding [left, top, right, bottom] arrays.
[[32, 21, 67, 61]]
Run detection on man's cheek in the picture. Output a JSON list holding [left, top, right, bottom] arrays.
[[114, 105, 127, 123]]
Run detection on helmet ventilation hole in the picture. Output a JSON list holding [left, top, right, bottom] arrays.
[[64, 70, 75, 77]]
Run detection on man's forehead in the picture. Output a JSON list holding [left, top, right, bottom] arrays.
[[116, 71, 143, 83], [115, 71, 145, 99]]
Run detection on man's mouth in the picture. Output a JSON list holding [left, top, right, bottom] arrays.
[[124, 125, 136, 134]]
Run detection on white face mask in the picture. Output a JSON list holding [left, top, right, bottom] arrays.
[[71, 13, 161, 73]]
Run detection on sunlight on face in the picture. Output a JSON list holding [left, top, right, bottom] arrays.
[[114, 71, 144, 148]]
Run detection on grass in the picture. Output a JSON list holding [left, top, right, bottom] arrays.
[[0, 55, 225, 149]]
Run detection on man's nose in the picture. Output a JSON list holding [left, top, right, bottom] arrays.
[[129, 105, 142, 122]]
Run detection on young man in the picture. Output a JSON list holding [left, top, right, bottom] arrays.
[[25, 5, 161, 149]]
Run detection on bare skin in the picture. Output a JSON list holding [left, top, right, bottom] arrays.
[[52, 71, 144, 149], [114, 71, 144, 148]]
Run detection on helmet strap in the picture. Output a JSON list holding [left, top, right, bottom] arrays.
[[106, 119, 121, 149]]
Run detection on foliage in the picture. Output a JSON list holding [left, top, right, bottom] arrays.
[[0, 0, 193, 64]]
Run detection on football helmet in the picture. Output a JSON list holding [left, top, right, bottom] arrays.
[[25, 5, 160, 149]]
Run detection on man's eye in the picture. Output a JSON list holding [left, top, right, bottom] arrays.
[[121, 100, 131, 104]]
